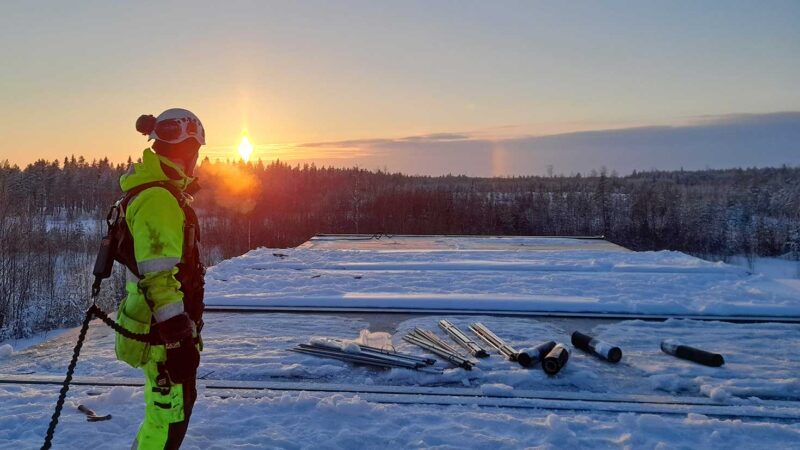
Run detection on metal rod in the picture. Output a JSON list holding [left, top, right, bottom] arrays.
[[403, 338, 472, 371], [291, 347, 443, 373], [292, 347, 413, 369], [415, 328, 465, 357], [402, 334, 468, 364], [329, 339, 436, 365], [297, 344, 423, 369], [439, 320, 489, 358], [307, 338, 436, 366], [469, 322, 517, 357], [469, 322, 532, 367], [357, 349, 431, 367], [402, 334, 473, 370]]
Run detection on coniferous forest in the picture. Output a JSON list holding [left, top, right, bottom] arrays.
[[1, 156, 799, 339]]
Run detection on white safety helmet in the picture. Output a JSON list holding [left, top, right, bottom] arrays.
[[136, 108, 206, 145]]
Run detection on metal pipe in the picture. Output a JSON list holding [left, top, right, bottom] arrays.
[[292, 346, 443, 373], [469, 322, 532, 367], [309, 339, 436, 367], [405, 327, 477, 369], [339, 340, 437, 365], [469, 322, 516, 356], [291, 348, 401, 369], [402, 334, 473, 370], [298, 344, 428, 369], [294, 346, 419, 369], [402, 334, 470, 365], [415, 328, 465, 357], [403, 336, 466, 368], [439, 320, 489, 358]]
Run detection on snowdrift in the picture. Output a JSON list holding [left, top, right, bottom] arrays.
[[205, 235, 800, 317]]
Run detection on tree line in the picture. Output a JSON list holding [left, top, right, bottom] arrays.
[[1, 155, 798, 339]]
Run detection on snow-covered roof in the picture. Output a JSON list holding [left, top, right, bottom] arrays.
[[3, 235, 800, 448], [206, 235, 800, 318], [300, 234, 628, 252]]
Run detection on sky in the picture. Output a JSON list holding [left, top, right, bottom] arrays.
[[1, 0, 798, 176]]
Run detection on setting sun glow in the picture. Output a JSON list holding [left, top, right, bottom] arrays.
[[238, 135, 253, 162]]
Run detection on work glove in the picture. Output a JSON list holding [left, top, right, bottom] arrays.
[[158, 313, 200, 384]]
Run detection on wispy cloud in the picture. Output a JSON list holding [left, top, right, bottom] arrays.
[[300, 132, 472, 150], [206, 112, 800, 176], [398, 132, 472, 143]]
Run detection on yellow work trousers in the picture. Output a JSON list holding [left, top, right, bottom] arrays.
[[131, 346, 197, 450]]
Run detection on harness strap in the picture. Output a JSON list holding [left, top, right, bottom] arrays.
[[41, 303, 159, 449], [118, 181, 197, 279]]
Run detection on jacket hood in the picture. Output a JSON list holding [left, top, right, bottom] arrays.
[[120, 148, 195, 193]]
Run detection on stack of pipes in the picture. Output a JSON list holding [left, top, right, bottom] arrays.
[[439, 320, 489, 358], [290, 338, 442, 374], [470, 322, 533, 367], [403, 328, 475, 370]]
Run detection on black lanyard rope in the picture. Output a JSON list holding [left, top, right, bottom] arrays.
[[41, 302, 159, 450]]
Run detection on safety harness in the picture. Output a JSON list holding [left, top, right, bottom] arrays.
[[93, 181, 206, 323], [41, 182, 205, 450]]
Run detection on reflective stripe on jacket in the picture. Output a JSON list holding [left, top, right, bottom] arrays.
[[118, 148, 195, 329]]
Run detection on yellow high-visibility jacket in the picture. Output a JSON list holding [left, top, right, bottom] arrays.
[[115, 148, 196, 367]]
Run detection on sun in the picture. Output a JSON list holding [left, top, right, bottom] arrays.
[[238, 134, 253, 162]]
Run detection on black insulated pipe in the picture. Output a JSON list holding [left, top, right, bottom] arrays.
[[524, 340, 557, 367], [660, 340, 724, 367], [571, 331, 622, 363], [542, 343, 569, 375]]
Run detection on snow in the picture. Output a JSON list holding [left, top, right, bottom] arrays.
[[0, 327, 71, 354], [2, 236, 800, 448], [480, 383, 515, 397], [299, 234, 626, 252], [44, 215, 101, 235], [727, 256, 800, 297], [2, 383, 800, 449], [2, 313, 800, 448], [205, 236, 800, 317], [728, 255, 800, 280], [5, 313, 798, 400], [779, 278, 800, 291]]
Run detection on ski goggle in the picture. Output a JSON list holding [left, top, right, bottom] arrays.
[[149, 117, 206, 145]]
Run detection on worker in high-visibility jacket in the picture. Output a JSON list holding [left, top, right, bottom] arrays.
[[116, 108, 206, 449]]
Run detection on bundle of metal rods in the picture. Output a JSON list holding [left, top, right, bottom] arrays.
[[290, 338, 442, 373], [469, 322, 533, 367], [403, 327, 475, 370], [439, 320, 489, 358]]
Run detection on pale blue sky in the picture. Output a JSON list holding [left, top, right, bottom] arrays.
[[1, 1, 798, 174]]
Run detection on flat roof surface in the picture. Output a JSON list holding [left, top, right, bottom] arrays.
[[3, 235, 800, 449], [205, 234, 800, 317], [300, 234, 629, 252]]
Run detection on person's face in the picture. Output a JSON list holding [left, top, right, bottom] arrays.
[[153, 138, 201, 176], [183, 152, 199, 176], [175, 139, 201, 176]]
